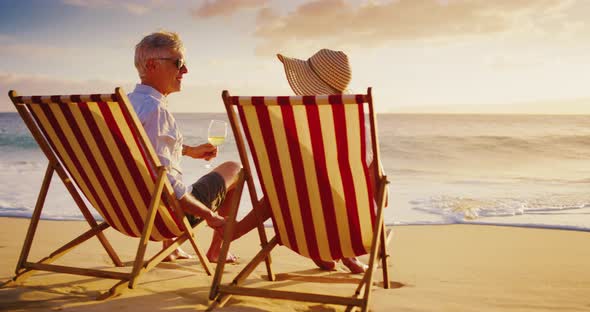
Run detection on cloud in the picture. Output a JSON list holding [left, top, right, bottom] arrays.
[[254, 0, 576, 55], [122, 3, 151, 15], [0, 43, 75, 59], [0, 34, 13, 42], [0, 72, 133, 112], [485, 53, 565, 71], [192, 0, 269, 18], [486, 54, 545, 70], [62, 0, 153, 15]]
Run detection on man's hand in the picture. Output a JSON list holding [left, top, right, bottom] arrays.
[[183, 143, 217, 160], [205, 211, 226, 229], [179, 194, 225, 230]]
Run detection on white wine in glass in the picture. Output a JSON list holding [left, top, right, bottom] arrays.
[[208, 136, 226, 146], [205, 119, 227, 168]]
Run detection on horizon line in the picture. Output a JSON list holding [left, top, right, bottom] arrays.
[[2, 111, 589, 116]]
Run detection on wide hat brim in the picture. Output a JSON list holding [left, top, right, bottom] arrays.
[[277, 54, 340, 95]]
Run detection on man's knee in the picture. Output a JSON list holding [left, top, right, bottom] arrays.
[[215, 161, 240, 174], [213, 161, 241, 188]]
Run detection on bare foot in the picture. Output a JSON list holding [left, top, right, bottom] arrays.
[[163, 247, 193, 262], [312, 258, 337, 271], [342, 257, 368, 274], [206, 249, 239, 263], [206, 229, 239, 263]]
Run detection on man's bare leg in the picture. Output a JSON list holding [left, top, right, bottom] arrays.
[[206, 161, 241, 263]]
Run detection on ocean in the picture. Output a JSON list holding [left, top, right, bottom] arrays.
[[1, 112, 589, 231]]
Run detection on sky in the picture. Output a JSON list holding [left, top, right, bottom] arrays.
[[1, 0, 589, 113]]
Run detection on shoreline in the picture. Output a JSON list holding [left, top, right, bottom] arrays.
[[3, 214, 590, 233], [1, 217, 589, 311]]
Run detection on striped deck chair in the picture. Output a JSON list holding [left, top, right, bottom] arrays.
[[209, 88, 391, 311], [4, 88, 235, 299]]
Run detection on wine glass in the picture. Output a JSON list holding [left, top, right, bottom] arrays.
[[205, 119, 227, 168]]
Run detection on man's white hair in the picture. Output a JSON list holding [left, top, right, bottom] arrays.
[[134, 30, 184, 78]]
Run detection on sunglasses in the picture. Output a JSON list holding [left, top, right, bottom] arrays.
[[154, 57, 186, 70]]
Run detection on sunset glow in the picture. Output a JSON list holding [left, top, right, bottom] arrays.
[[1, 0, 589, 113]]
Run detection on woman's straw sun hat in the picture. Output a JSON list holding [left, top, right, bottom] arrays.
[[277, 49, 351, 95]]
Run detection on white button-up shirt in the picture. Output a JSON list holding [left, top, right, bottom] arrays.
[[128, 84, 191, 199]]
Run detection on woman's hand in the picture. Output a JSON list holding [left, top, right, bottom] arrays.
[[183, 143, 217, 160]]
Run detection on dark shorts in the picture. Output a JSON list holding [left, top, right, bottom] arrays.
[[186, 171, 227, 226]]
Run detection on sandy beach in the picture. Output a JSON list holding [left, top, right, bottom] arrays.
[[0, 216, 589, 311]]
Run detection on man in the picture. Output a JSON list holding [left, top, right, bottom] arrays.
[[128, 30, 238, 262]]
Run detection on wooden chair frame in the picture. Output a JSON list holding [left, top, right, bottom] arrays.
[[209, 88, 392, 311], [3, 88, 220, 299]]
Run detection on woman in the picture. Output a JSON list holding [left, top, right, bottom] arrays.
[[277, 48, 370, 274]]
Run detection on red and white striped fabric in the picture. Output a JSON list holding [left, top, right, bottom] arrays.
[[14, 93, 184, 241], [230, 94, 376, 261]]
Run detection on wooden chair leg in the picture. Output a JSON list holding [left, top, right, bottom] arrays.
[[210, 170, 245, 300], [15, 163, 54, 276], [140, 234, 190, 273], [360, 235, 382, 311], [355, 226, 391, 295], [129, 167, 166, 289], [209, 236, 279, 311], [97, 280, 131, 300], [94, 233, 123, 267], [360, 178, 388, 312], [354, 272, 369, 296], [53, 162, 123, 267], [380, 227, 391, 289], [184, 221, 212, 276], [232, 237, 277, 286], [255, 198, 275, 281], [257, 222, 274, 281], [208, 293, 232, 310], [5, 222, 111, 287]]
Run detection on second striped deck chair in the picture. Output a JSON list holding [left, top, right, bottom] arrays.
[[210, 88, 391, 311], [4, 88, 237, 299]]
